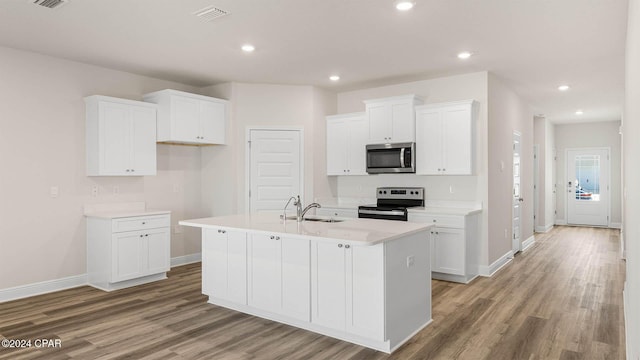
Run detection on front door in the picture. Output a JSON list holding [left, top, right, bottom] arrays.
[[567, 148, 610, 226], [248, 129, 302, 213]]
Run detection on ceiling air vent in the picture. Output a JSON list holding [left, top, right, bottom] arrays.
[[193, 5, 230, 21], [30, 0, 68, 9]]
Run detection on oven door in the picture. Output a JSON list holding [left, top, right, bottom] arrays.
[[366, 142, 415, 174], [358, 206, 408, 221]]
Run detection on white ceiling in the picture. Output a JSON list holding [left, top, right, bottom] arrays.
[[0, 0, 628, 123]]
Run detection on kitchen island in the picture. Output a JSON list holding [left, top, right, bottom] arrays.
[[179, 213, 432, 353]]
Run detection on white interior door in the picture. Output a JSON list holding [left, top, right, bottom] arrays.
[[567, 148, 610, 226], [248, 129, 302, 213], [512, 132, 522, 253]]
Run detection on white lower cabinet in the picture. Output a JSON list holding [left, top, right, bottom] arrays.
[[247, 233, 310, 321], [202, 228, 247, 304], [87, 213, 171, 291], [311, 240, 385, 341], [408, 212, 480, 283]]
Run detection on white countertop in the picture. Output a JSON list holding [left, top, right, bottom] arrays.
[[84, 210, 171, 219], [179, 213, 431, 246], [408, 207, 482, 216]]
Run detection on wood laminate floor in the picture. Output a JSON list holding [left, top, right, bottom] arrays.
[[0, 226, 625, 359]]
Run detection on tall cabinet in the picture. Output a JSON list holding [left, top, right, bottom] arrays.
[[85, 95, 157, 176], [326, 112, 368, 175], [415, 100, 478, 175]]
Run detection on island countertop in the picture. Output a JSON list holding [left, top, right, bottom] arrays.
[[179, 213, 432, 246]]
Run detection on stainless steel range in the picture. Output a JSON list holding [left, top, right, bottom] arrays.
[[358, 187, 424, 221]]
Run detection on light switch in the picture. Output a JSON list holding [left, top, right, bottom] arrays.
[[406, 255, 415, 268], [50, 186, 59, 198]]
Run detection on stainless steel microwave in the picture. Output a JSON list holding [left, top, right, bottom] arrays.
[[366, 142, 415, 174]]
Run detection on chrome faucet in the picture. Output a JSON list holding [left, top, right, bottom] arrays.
[[300, 202, 321, 221], [282, 195, 321, 222]]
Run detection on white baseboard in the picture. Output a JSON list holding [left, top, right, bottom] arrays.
[[1, 253, 202, 303], [479, 250, 513, 277], [610, 222, 622, 229], [555, 219, 567, 225], [171, 253, 202, 268], [535, 224, 554, 233], [0, 274, 87, 303], [522, 235, 536, 252]]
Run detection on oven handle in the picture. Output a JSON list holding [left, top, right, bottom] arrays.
[[400, 148, 405, 168], [359, 209, 406, 216]]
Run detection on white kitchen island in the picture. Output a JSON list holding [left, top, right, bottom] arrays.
[[179, 213, 433, 353]]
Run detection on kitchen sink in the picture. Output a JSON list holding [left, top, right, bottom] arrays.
[[303, 217, 344, 223], [283, 215, 345, 223]]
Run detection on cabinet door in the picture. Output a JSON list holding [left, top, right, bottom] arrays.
[[347, 116, 368, 175], [367, 104, 390, 144], [130, 105, 157, 176], [281, 237, 310, 321], [326, 119, 349, 175], [248, 233, 282, 313], [144, 228, 170, 275], [111, 231, 144, 282], [390, 101, 414, 142], [200, 100, 226, 144], [432, 228, 465, 275], [99, 101, 132, 175], [442, 105, 473, 175], [202, 229, 247, 303], [171, 96, 200, 142], [311, 241, 346, 330], [346, 244, 385, 341], [415, 109, 443, 175]]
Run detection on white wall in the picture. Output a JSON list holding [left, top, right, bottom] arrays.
[[624, 0, 640, 358], [200, 82, 336, 217], [553, 121, 622, 226], [487, 73, 534, 261], [0, 46, 205, 290]]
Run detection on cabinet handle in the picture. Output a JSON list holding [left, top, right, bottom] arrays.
[[142, 222, 146, 225], [345, 244, 350, 249], [131, 169, 135, 172], [442, 168, 446, 171], [145, 234, 149, 237], [217, 229, 221, 233], [221, 230, 226, 234], [433, 219, 436, 222], [338, 244, 343, 248], [436, 232, 439, 235], [140, 235, 143, 238], [275, 236, 280, 240], [270, 235, 275, 239]]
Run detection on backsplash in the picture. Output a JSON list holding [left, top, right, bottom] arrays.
[[336, 173, 479, 202]]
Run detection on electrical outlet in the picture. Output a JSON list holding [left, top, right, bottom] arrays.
[[50, 186, 59, 198], [449, 185, 454, 194], [113, 186, 119, 195], [406, 255, 415, 268], [91, 185, 99, 197]]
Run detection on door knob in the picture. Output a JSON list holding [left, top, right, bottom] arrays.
[[518, 198, 524, 202]]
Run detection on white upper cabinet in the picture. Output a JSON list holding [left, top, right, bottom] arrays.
[[143, 89, 227, 145], [415, 100, 478, 175], [85, 95, 157, 176], [326, 112, 368, 176], [364, 95, 424, 144]]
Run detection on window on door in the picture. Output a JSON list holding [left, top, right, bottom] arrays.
[[574, 155, 601, 201]]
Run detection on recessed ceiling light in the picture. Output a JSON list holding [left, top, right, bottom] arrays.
[[241, 44, 255, 53], [457, 51, 472, 59], [329, 75, 340, 81], [575, 110, 584, 115], [395, 1, 415, 11], [558, 85, 570, 91]]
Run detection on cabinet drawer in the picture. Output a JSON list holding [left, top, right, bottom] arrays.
[[112, 215, 170, 233], [408, 214, 464, 228]]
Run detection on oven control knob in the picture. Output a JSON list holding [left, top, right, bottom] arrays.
[[378, 190, 382, 194], [383, 191, 387, 194]]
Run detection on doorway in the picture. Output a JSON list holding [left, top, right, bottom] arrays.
[[566, 148, 610, 226], [246, 129, 303, 213], [512, 131, 522, 253]]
